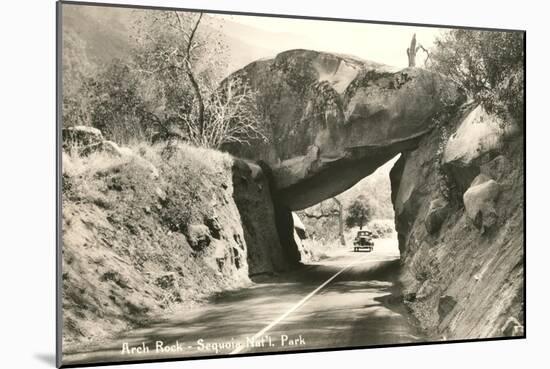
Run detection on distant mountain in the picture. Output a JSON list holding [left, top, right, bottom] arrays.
[[61, 4, 311, 78], [62, 4, 136, 66]]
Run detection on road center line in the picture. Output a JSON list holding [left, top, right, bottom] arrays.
[[229, 256, 367, 355]]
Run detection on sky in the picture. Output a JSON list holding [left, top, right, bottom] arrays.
[[61, 4, 448, 74], [216, 13, 445, 68]]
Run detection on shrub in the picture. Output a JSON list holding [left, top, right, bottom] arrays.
[[430, 30, 524, 125]]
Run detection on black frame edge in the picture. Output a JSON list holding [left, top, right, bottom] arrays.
[[58, 0, 526, 33]]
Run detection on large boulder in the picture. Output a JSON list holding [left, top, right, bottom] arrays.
[[442, 104, 519, 193], [424, 198, 450, 234], [62, 125, 104, 153], [185, 224, 211, 251], [102, 140, 134, 157], [463, 174, 501, 230], [102, 141, 159, 180], [438, 295, 457, 322], [443, 105, 514, 165], [225, 49, 465, 210]]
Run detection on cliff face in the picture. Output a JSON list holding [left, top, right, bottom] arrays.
[[390, 105, 524, 339], [62, 137, 294, 346]]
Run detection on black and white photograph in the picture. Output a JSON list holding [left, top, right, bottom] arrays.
[[55, 1, 526, 367]]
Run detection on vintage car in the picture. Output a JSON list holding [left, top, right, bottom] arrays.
[[353, 230, 374, 252]]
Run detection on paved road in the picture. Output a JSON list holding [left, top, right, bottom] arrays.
[[63, 238, 421, 365]]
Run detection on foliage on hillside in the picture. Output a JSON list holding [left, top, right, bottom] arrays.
[[429, 30, 524, 125]]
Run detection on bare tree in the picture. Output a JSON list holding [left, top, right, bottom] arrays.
[[133, 11, 266, 149], [183, 77, 267, 148], [406, 33, 430, 67], [179, 12, 205, 136], [407, 34, 418, 67]]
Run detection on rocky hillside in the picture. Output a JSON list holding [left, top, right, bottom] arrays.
[[391, 104, 524, 339], [61, 128, 297, 347], [61, 4, 287, 80]]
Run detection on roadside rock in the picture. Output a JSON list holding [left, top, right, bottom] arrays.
[[501, 316, 524, 337], [463, 174, 500, 230], [442, 104, 518, 193], [186, 224, 211, 252], [424, 198, 450, 234], [443, 105, 508, 165], [204, 215, 222, 240], [102, 140, 134, 157], [438, 295, 457, 322], [62, 125, 104, 153]]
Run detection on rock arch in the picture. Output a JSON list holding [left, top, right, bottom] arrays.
[[224, 49, 465, 210]]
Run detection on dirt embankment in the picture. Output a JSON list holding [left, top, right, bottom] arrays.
[[391, 104, 524, 339], [62, 140, 295, 348]]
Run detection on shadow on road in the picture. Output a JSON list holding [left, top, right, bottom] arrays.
[[62, 253, 421, 365]]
